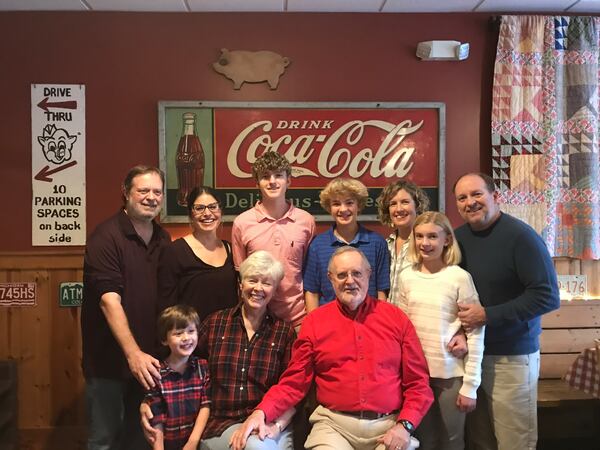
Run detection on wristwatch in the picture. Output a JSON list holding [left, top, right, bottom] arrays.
[[398, 419, 415, 435]]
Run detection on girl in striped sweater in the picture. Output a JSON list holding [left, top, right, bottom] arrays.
[[398, 211, 484, 450]]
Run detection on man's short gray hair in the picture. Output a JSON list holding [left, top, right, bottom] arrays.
[[239, 250, 285, 287], [327, 246, 371, 274]]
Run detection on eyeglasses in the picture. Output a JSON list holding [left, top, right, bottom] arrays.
[[191, 202, 220, 214], [331, 270, 365, 281]]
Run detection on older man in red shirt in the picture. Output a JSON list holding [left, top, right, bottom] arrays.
[[231, 246, 433, 450]]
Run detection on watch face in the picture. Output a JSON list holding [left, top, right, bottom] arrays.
[[399, 419, 415, 434]]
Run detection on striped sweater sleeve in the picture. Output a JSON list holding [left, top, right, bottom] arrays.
[[458, 270, 485, 399]]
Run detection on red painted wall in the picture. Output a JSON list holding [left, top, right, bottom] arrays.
[[0, 12, 496, 250]]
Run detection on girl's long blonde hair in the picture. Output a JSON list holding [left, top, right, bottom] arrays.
[[407, 211, 462, 266]]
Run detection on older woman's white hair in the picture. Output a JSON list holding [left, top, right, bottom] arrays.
[[239, 250, 285, 286]]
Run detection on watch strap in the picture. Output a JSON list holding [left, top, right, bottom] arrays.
[[398, 419, 415, 435]]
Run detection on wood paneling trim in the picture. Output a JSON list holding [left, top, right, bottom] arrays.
[[542, 301, 600, 328], [554, 257, 581, 276], [540, 329, 600, 353], [0, 252, 83, 270]]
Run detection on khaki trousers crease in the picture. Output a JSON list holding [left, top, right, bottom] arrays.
[[466, 351, 539, 450], [305, 405, 420, 450]]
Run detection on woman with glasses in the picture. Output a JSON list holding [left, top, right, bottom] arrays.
[[157, 186, 238, 321]]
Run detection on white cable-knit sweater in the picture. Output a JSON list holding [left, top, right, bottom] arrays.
[[398, 265, 485, 399]]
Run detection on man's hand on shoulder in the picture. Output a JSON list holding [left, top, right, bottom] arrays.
[[457, 303, 486, 332], [377, 422, 411, 450], [99, 292, 160, 389], [128, 350, 160, 389], [230, 409, 267, 450]]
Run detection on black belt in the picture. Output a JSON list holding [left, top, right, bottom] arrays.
[[335, 410, 398, 420]]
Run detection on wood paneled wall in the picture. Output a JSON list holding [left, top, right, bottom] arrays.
[[0, 252, 598, 447], [0, 251, 85, 450], [540, 257, 600, 380]]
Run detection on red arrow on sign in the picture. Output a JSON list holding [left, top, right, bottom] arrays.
[[34, 161, 78, 182], [37, 97, 77, 112]]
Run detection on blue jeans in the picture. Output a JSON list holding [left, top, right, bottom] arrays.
[[200, 423, 294, 450], [85, 377, 150, 450]]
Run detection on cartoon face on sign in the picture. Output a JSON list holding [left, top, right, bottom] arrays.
[[37, 124, 77, 164]]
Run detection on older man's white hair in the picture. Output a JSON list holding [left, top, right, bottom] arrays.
[[327, 246, 371, 274]]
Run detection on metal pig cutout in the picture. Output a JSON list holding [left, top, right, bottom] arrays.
[[212, 49, 291, 90]]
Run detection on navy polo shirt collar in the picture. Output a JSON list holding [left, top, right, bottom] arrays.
[[327, 225, 371, 246]]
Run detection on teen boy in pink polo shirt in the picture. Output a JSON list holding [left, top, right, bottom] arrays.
[[231, 152, 315, 328]]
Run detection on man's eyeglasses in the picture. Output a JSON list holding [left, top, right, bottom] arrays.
[[191, 203, 220, 214], [331, 270, 365, 281]]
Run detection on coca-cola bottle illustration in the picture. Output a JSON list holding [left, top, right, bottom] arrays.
[[175, 112, 205, 207]]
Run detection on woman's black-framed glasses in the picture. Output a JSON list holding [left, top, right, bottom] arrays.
[[191, 202, 220, 214]]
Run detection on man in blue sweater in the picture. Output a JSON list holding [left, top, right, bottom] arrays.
[[453, 173, 559, 450]]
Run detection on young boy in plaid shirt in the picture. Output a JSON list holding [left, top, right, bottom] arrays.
[[145, 305, 211, 450]]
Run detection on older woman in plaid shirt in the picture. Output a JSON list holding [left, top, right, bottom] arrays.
[[143, 251, 296, 450]]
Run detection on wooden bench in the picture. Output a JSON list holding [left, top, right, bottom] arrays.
[[537, 381, 600, 450], [538, 299, 600, 447]]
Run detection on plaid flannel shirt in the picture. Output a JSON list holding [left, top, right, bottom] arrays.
[[145, 356, 210, 447], [198, 305, 296, 438]]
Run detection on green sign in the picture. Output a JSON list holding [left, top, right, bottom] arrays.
[[59, 282, 83, 307]]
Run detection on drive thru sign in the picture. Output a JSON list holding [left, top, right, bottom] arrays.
[[31, 84, 86, 246]]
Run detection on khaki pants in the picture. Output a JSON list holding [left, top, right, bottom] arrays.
[[305, 405, 420, 450], [466, 351, 540, 450], [417, 377, 465, 450]]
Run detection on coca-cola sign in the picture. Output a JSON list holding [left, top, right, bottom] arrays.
[[159, 102, 444, 223]]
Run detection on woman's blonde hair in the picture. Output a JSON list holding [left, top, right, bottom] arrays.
[[407, 211, 461, 266], [319, 178, 369, 213]]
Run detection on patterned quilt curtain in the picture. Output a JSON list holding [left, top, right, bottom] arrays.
[[492, 15, 600, 259]]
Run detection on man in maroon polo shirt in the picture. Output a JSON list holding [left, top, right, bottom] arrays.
[[231, 246, 433, 450], [81, 165, 171, 450]]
